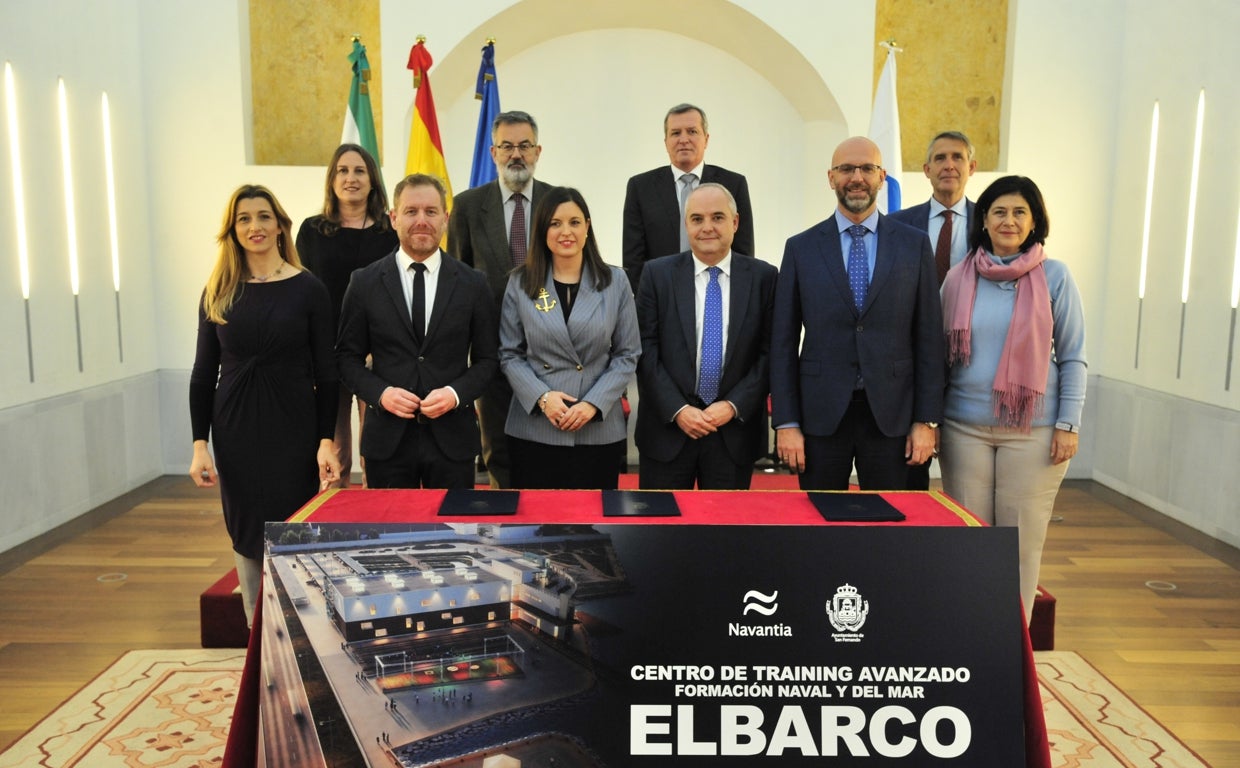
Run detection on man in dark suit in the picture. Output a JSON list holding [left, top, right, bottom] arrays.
[[448, 110, 552, 488], [889, 130, 976, 489], [636, 183, 777, 489], [889, 130, 977, 283], [338, 174, 499, 489], [623, 103, 754, 292], [771, 137, 944, 490]]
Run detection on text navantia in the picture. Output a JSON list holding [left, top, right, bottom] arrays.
[[728, 623, 793, 637]]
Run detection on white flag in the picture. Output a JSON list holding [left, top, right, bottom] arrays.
[[869, 45, 903, 214]]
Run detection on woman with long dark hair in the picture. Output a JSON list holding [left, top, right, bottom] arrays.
[[295, 144, 398, 487], [190, 184, 339, 625], [499, 187, 640, 488]]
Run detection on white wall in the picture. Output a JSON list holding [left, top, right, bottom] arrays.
[[1, 0, 1237, 553], [0, 1, 164, 551]]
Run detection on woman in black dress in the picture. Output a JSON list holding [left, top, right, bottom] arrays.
[[190, 184, 340, 626], [296, 144, 398, 487]]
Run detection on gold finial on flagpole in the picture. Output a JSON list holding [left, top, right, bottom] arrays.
[[486, 37, 496, 45], [416, 34, 427, 44], [351, 34, 361, 43], [879, 39, 903, 53]]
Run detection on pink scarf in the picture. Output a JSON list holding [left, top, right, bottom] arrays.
[[941, 243, 1052, 432]]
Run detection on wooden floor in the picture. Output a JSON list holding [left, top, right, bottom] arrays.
[[0, 477, 1236, 765]]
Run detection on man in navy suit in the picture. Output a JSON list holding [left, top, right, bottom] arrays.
[[635, 183, 777, 489], [338, 174, 499, 489], [889, 130, 976, 489], [889, 130, 977, 284], [449, 110, 552, 488], [771, 137, 944, 490], [622, 103, 754, 292]]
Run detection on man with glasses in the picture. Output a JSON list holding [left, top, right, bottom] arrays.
[[889, 130, 977, 490], [771, 137, 944, 491], [622, 103, 754, 292], [449, 110, 554, 488]]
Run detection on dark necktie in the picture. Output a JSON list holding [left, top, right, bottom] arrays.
[[698, 266, 723, 404], [935, 209, 954, 286], [510, 193, 527, 267], [410, 262, 427, 344], [847, 224, 869, 310], [678, 173, 698, 252]]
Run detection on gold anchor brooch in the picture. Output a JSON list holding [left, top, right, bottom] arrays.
[[535, 288, 558, 313]]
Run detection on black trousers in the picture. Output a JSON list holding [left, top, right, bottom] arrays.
[[638, 431, 752, 490], [366, 421, 475, 489], [509, 436, 624, 490], [476, 375, 514, 489], [799, 390, 912, 491]]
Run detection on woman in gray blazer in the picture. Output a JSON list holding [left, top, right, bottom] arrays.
[[500, 187, 641, 488]]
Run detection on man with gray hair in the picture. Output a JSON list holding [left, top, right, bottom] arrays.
[[623, 103, 754, 292], [449, 110, 555, 488], [889, 130, 976, 490], [889, 130, 977, 285]]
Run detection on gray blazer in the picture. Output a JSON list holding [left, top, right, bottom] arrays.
[[500, 263, 640, 446]]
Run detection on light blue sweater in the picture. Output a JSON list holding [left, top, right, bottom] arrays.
[[943, 254, 1087, 429]]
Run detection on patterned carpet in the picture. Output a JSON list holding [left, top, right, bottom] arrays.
[[1037, 651, 1211, 767], [0, 649, 243, 768], [0, 649, 1211, 767]]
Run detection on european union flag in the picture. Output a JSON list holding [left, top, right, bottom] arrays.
[[469, 42, 501, 188]]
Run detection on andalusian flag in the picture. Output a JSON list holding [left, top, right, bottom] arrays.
[[341, 39, 380, 164], [469, 42, 501, 189], [869, 42, 903, 214], [405, 39, 453, 211]]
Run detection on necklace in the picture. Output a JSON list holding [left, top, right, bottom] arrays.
[[250, 263, 284, 282]]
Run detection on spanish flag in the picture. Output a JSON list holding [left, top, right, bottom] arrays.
[[405, 39, 453, 213]]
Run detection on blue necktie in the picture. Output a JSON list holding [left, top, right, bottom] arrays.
[[847, 224, 869, 310], [699, 266, 723, 404]]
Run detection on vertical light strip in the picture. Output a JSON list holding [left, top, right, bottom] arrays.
[[1227, 174, 1240, 390], [1176, 89, 1205, 379], [102, 91, 123, 362], [1182, 89, 1205, 305], [57, 77, 83, 371], [1135, 100, 1159, 368], [1138, 101, 1159, 301], [5, 61, 34, 381]]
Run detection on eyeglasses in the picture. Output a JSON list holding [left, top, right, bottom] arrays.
[[831, 164, 883, 176], [494, 142, 537, 155]]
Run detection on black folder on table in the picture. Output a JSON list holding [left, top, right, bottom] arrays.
[[601, 490, 681, 517], [807, 492, 906, 522], [438, 489, 520, 516]]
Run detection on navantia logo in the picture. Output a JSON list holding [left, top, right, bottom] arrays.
[[742, 589, 779, 616]]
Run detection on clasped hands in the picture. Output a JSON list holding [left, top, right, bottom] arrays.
[[541, 391, 598, 432], [675, 402, 735, 439], [379, 386, 456, 420]]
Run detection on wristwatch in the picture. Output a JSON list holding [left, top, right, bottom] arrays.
[[1054, 421, 1079, 433], [923, 422, 940, 429]]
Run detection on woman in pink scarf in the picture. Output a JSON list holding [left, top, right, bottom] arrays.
[[938, 176, 1087, 626]]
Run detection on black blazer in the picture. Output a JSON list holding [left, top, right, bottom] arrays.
[[770, 215, 944, 437], [635, 251, 777, 466], [336, 250, 499, 462], [622, 164, 754, 291], [449, 179, 553, 305]]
